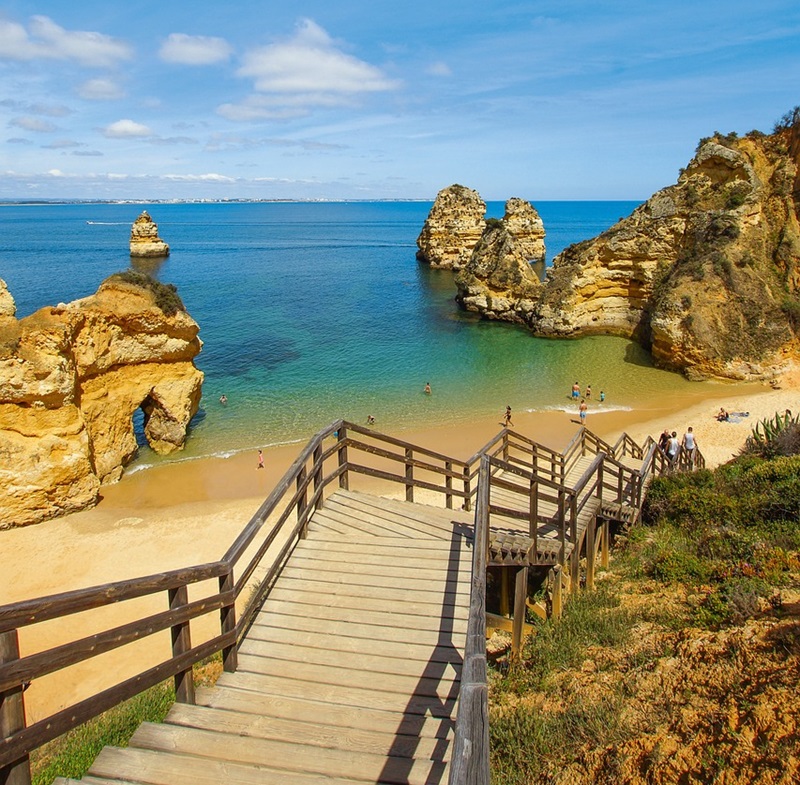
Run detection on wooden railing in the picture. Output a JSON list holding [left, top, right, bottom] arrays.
[[0, 419, 475, 783], [448, 455, 490, 785]]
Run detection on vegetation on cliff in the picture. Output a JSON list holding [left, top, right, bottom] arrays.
[[105, 270, 185, 316], [490, 412, 800, 784]]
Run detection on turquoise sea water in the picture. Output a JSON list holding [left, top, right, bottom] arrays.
[[0, 201, 714, 468]]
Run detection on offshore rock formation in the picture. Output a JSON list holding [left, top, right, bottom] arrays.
[[0, 275, 203, 527], [0, 278, 14, 317], [130, 211, 170, 257], [455, 118, 800, 380], [416, 184, 486, 270], [455, 199, 546, 322]]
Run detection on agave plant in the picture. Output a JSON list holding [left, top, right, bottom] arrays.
[[744, 409, 800, 457]]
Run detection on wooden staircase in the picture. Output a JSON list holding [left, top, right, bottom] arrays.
[[54, 491, 474, 785]]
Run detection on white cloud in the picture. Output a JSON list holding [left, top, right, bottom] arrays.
[[427, 61, 452, 77], [42, 139, 83, 149], [103, 119, 153, 138], [10, 116, 57, 133], [78, 78, 125, 100], [7, 137, 33, 145], [159, 33, 232, 65], [0, 99, 71, 117], [0, 15, 132, 67], [161, 173, 235, 182], [236, 18, 399, 96]]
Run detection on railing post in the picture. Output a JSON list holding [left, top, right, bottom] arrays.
[[219, 570, 238, 673], [297, 465, 308, 539], [557, 488, 566, 566], [586, 515, 597, 590], [168, 585, 195, 705], [313, 442, 324, 510], [463, 466, 472, 512], [570, 493, 579, 593], [405, 447, 414, 502], [529, 475, 538, 555], [337, 426, 349, 490], [511, 567, 528, 658], [0, 630, 31, 785], [445, 460, 453, 509], [502, 431, 509, 463]]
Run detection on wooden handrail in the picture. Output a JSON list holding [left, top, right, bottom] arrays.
[[448, 455, 490, 785]]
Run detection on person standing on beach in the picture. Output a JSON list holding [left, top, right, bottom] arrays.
[[667, 431, 680, 465], [681, 427, 696, 466], [579, 399, 588, 424], [572, 382, 581, 400], [503, 406, 514, 427], [257, 449, 264, 469]]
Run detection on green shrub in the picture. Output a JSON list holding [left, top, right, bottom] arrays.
[[105, 270, 185, 316], [694, 576, 770, 628]]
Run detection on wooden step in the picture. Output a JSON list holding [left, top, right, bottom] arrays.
[[89, 746, 375, 785], [213, 670, 457, 716], [194, 686, 455, 738], [248, 611, 466, 647], [129, 721, 448, 784], [236, 641, 461, 680], [165, 702, 452, 759], [255, 598, 469, 635], [244, 623, 462, 663]]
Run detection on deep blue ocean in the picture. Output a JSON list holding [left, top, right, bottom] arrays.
[[0, 200, 714, 468]]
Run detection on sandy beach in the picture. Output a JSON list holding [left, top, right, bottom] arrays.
[[1, 367, 796, 722]]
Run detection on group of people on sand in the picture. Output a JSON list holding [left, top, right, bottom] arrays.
[[658, 426, 697, 465], [571, 382, 606, 425]]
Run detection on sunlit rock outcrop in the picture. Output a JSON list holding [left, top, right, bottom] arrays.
[[0, 274, 202, 527], [416, 184, 487, 270], [130, 211, 170, 257]]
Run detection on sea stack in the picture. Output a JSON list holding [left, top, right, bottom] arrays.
[[416, 184, 486, 270], [130, 211, 170, 257], [0, 274, 203, 528]]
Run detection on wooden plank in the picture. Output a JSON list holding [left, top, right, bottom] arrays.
[[249, 612, 466, 647], [244, 624, 462, 663], [261, 575, 469, 608], [165, 703, 452, 760], [323, 496, 465, 539], [236, 645, 461, 681], [318, 498, 446, 538], [194, 687, 455, 739], [264, 582, 466, 624], [277, 564, 471, 594], [90, 746, 370, 785], [130, 722, 449, 785], [220, 658, 459, 699], [336, 490, 472, 528], [282, 550, 470, 576], [283, 552, 471, 580], [292, 536, 467, 563], [214, 671, 458, 714]]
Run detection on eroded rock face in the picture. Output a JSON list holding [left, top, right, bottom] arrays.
[[130, 211, 170, 257], [454, 198, 546, 322], [0, 279, 15, 317], [416, 184, 486, 270], [0, 277, 203, 527], [452, 123, 800, 380]]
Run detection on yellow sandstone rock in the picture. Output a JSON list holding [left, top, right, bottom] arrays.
[[0, 276, 203, 527]]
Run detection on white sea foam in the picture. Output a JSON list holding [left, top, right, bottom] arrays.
[[526, 403, 633, 415]]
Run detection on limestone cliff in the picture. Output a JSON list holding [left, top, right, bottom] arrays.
[[454, 116, 800, 380], [130, 211, 170, 257], [416, 184, 486, 270], [455, 199, 546, 321], [0, 274, 202, 527]]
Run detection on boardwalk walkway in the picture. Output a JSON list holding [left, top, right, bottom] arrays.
[[56, 491, 474, 785], [1, 422, 698, 785]]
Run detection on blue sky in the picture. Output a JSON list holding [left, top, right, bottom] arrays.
[[1, 1, 798, 201]]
